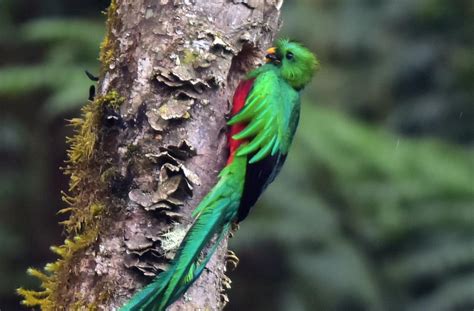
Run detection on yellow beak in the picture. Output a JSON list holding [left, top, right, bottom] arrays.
[[265, 47, 277, 63], [266, 47, 276, 55]]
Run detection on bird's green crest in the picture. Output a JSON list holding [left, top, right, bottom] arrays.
[[274, 39, 318, 90]]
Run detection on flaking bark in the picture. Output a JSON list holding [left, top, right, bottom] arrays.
[[59, 0, 282, 309]]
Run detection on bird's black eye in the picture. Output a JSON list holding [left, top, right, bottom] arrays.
[[286, 52, 294, 60]]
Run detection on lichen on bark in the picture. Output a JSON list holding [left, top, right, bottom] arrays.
[[19, 0, 282, 309]]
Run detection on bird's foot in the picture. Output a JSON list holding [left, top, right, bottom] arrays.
[[229, 223, 240, 238], [225, 250, 239, 270], [220, 293, 230, 308], [221, 274, 232, 289]]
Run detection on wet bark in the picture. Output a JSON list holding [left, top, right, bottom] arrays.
[[68, 0, 282, 309]]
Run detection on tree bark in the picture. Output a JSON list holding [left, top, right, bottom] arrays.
[[40, 0, 282, 310]]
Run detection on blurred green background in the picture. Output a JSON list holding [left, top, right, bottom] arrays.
[[0, 0, 473, 310]]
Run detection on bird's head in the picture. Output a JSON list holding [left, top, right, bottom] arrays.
[[265, 39, 319, 90]]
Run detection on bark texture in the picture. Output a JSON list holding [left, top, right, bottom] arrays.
[[64, 0, 281, 309]]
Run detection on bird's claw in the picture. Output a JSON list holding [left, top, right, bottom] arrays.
[[226, 250, 239, 270], [221, 274, 232, 289], [229, 223, 240, 238], [220, 293, 230, 306]]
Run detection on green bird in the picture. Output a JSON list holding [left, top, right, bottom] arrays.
[[121, 39, 318, 311]]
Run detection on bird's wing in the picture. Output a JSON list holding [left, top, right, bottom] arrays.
[[228, 69, 297, 163]]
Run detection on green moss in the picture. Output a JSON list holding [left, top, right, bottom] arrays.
[[182, 49, 200, 65], [18, 90, 124, 309], [100, 167, 119, 184], [125, 144, 141, 159], [99, 0, 119, 70], [70, 284, 111, 311], [99, 89, 125, 110]]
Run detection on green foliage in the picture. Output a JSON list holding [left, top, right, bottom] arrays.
[[0, 18, 103, 118], [282, 0, 474, 144], [0, 227, 27, 294], [21, 19, 104, 47]]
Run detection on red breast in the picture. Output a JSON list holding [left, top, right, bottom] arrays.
[[227, 78, 255, 165]]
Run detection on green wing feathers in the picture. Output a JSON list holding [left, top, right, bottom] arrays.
[[228, 70, 299, 162], [120, 156, 246, 311]]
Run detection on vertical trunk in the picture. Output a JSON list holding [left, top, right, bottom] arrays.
[[20, 0, 282, 309]]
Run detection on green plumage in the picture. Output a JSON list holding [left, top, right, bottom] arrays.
[[229, 69, 300, 161], [121, 39, 317, 311]]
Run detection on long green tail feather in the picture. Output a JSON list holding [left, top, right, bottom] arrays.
[[168, 222, 232, 305], [120, 156, 246, 311], [154, 199, 230, 310]]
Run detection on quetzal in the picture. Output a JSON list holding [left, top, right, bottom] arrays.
[[121, 39, 318, 311]]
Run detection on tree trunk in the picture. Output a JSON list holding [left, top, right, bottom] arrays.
[[20, 0, 282, 310]]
